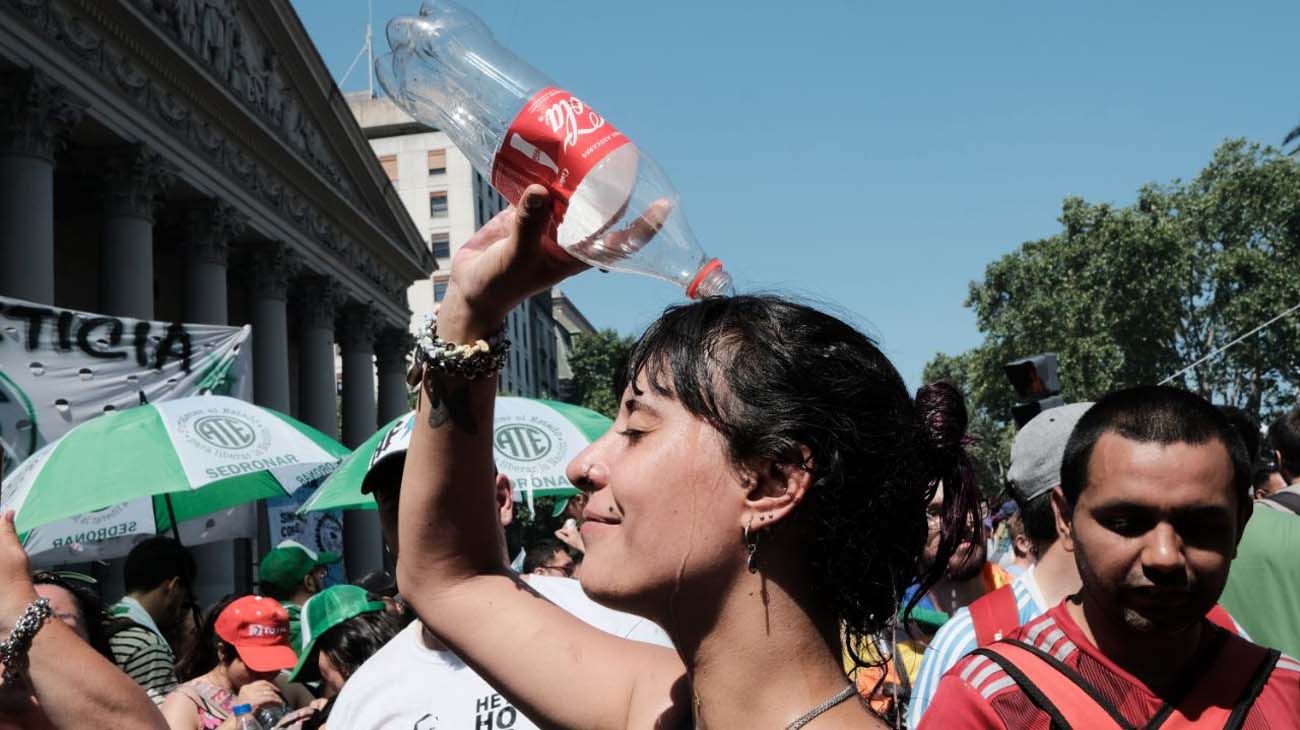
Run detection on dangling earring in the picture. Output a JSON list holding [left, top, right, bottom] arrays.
[[743, 516, 762, 574]]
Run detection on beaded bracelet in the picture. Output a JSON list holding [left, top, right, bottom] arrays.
[[405, 313, 511, 387], [1, 597, 52, 684]]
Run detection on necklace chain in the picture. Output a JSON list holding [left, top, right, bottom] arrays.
[[785, 683, 859, 730]]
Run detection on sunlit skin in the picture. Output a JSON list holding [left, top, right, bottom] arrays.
[[571, 379, 755, 625], [1055, 433, 1250, 690]]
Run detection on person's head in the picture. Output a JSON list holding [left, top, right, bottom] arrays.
[[178, 595, 297, 688], [123, 536, 197, 631], [32, 570, 113, 659], [289, 585, 402, 698], [365, 448, 514, 561], [1006, 403, 1094, 556], [921, 480, 987, 581], [565, 295, 982, 646], [524, 539, 575, 578], [1268, 407, 1300, 485], [258, 540, 340, 603], [1056, 385, 1252, 638], [1005, 513, 1032, 562]]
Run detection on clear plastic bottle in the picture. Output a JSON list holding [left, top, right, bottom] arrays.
[[232, 704, 265, 730], [376, 0, 733, 299]]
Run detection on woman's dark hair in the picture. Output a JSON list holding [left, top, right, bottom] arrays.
[[313, 611, 404, 683], [617, 295, 982, 661], [175, 594, 239, 681], [31, 572, 113, 660]]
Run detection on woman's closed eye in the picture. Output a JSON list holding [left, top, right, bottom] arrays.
[[618, 428, 646, 443]]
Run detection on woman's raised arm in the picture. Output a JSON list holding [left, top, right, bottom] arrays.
[[396, 186, 688, 730]]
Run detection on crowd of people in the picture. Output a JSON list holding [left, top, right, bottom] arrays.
[[1, 184, 1299, 728]]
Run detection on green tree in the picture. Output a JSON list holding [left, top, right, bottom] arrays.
[[928, 140, 1300, 487], [566, 328, 635, 418]]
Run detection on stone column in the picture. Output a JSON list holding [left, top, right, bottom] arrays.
[[292, 275, 339, 438], [249, 243, 294, 414], [99, 146, 173, 319], [181, 202, 249, 594], [375, 326, 412, 424], [0, 69, 84, 304], [339, 303, 384, 578], [338, 303, 378, 449], [180, 201, 244, 326]]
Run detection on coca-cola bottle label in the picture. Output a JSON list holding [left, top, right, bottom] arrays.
[[492, 87, 631, 222]]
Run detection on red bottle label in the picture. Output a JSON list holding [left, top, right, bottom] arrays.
[[491, 87, 631, 224]]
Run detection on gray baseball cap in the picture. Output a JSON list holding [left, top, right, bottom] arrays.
[[1006, 402, 1094, 504]]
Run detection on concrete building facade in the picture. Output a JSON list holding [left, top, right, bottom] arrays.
[[0, 0, 428, 599]]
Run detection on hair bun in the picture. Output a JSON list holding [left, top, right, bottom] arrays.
[[915, 381, 970, 464]]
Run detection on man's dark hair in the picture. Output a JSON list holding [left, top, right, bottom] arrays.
[[1015, 492, 1059, 554], [124, 537, 197, 594], [1060, 386, 1250, 507], [1268, 408, 1300, 479], [523, 539, 567, 574]]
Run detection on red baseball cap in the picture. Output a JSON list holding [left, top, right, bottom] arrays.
[[214, 596, 298, 672]]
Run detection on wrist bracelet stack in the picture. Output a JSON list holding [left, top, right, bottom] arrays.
[[1, 598, 52, 684], [406, 313, 511, 388]]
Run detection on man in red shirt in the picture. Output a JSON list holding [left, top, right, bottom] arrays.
[[922, 386, 1300, 729]]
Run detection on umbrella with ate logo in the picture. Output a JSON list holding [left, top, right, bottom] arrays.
[[0, 395, 348, 552], [298, 397, 612, 515]]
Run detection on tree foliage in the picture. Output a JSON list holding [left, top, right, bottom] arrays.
[[928, 140, 1300, 493], [565, 328, 635, 419]]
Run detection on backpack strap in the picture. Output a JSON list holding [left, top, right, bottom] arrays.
[[970, 584, 1020, 647], [1154, 633, 1278, 730], [974, 640, 1132, 730], [1264, 490, 1300, 515]]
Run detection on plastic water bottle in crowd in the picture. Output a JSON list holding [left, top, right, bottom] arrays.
[[256, 703, 287, 728], [232, 704, 265, 730], [376, 0, 734, 299]]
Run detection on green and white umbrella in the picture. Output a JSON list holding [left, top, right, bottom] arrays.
[[299, 397, 613, 514], [1, 395, 348, 540]]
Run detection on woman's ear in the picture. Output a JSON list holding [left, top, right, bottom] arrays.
[[743, 446, 813, 528]]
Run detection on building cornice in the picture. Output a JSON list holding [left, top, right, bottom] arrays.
[[0, 0, 425, 326]]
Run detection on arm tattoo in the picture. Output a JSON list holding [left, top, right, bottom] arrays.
[[423, 372, 481, 435]]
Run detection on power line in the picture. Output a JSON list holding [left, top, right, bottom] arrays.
[[1159, 300, 1300, 386]]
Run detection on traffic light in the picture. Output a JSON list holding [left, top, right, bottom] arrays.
[[1004, 353, 1064, 429]]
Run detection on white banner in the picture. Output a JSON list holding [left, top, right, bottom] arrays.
[[0, 295, 254, 560]]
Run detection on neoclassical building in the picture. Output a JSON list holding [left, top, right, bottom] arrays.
[[0, 0, 431, 596]]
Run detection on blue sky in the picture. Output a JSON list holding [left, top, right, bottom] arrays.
[[293, 0, 1300, 386]]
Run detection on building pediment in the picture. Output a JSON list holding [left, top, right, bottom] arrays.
[[116, 0, 432, 279]]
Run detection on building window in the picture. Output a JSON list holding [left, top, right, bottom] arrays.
[[433, 279, 449, 301], [430, 233, 451, 259], [428, 149, 446, 176], [429, 191, 448, 218], [379, 155, 398, 181]]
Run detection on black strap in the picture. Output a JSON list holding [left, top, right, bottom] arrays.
[[1223, 648, 1281, 730], [997, 639, 1138, 730], [970, 647, 1080, 730], [1265, 490, 1300, 515], [1144, 627, 1229, 730]]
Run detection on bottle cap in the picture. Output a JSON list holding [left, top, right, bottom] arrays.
[[687, 259, 734, 299], [233, 704, 253, 716]]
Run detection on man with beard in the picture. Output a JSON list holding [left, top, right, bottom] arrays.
[[921, 386, 1300, 728]]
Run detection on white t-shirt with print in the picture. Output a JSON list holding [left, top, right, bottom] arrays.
[[328, 575, 672, 730]]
